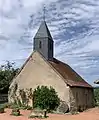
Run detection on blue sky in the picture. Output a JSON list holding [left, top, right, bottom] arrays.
[[0, 0, 99, 86]]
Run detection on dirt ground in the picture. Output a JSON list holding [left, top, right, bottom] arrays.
[[0, 107, 99, 120]]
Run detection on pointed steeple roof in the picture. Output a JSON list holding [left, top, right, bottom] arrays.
[[34, 21, 52, 39]]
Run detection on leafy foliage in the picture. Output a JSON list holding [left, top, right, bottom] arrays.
[[6, 101, 32, 110], [0, 61, 19, 93], [94, 88, 99, 106], [33, 86, 60, 111], [29, 109, 47, 119], [0, 104, 6, 113], [11, 108, 20, 116]]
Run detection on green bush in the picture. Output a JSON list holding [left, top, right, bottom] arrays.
[[9, 102, 32, 110], [33, 86, 60, 111], [29, 109, 48, 119], [9, 103, 19, 109], [2, 103, 11, 108], [11, 108, 20, 116], [0, 61, 19, 94], [0, 105, 5, 113], [94, 88, 99, 106], [19, 105, 32, 110]]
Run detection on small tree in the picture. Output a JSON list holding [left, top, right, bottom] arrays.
[[94, 88, 99, 106], [33, 86, 60, 111], [0, 61, 19, 93]]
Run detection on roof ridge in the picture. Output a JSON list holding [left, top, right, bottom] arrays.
[[49, 58, 92, 88]]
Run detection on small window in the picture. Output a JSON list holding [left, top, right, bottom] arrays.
[[39, 41, 42, 49]]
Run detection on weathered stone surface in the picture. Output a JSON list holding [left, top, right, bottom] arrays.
[[57, 101, 69, 113], [9, 51, 70, 107], [29, 109, 47, 118]]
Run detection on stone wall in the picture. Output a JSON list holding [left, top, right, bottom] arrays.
[[9, 52, 70, 107], [69, 87, 94, 112]]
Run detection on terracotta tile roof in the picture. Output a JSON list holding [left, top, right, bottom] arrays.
[[49, 58, 92, 88]]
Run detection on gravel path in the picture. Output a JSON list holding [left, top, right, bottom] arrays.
[[0, 108, 99, 120]]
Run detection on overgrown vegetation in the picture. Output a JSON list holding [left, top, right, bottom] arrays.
[[9, 103, 32, 110], [29, 109, 48, 119], [9, 86, 60, 112], [33, 86, 60, 112], [11, 108, 20, 116], [94, 87, 99, 106], [2, 85, 60, 115], [0, 102, 32, 111], [0, 104, 5, 113], [0, 61, 19, 93]]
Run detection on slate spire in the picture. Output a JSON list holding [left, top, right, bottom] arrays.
[[34, 21, 52, 39], [33, 21, 54, 60]]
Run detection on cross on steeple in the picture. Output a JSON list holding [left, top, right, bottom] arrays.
[[43, 5, 46, 21]]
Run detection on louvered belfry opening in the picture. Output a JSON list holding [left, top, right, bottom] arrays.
[[34, 21, 54, 61]]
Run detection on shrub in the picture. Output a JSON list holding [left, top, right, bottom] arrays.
[[29, 109, 48, 119], [3, 103, 11, 108], [9, 102, 32, 110], [0, 105, 5, 113], [19, 105, 32, 110], [94, 88, 99, 106], [0, 61, 19, 94], [33, 86, 60, 111], [9, 103, 19, 109], [11, 108, 20, 116]]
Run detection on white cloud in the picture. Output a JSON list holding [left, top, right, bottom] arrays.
[[0, 0, 99, 86]]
